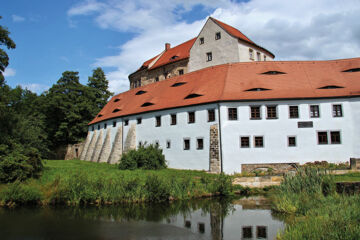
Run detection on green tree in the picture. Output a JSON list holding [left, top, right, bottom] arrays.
[[0, 16, 16, 86], [87, 67, 113, 111]]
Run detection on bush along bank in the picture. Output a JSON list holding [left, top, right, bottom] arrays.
[[272, 167, 360, 239], [0, 166, 234, 207]]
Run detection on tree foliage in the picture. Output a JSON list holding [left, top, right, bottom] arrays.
[[0, 16, 16, 86]]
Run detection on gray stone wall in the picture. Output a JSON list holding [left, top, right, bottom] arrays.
[[108, 126, 123, 164], [209, 124, 221, 173], [98, 128, 112, 163], [79, 131, 91, 160], [64, 142, 85, 160], [124, 123, 137, 153], [350, 158, 360, 170], [85, 131, 98, 161], [91, 130, 104, 162], [241, 163, 298, 174]]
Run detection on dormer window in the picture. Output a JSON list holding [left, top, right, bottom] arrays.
[[141, 102, 154, 107], [261, 71, 285, 75], [199, 37, 204, 45], [318, 85, 344, 89], [135, 90, 146, 95], [245, 88, 271, 92], [112, 108, 121, 113], [171, 82, 186, 87], [114, 98, 120, 102], [98, 114, 103, 117], [185, 93, 202, 99], [178, 69, 184, 75], [215, 32, 221, 40], [342, 68, 360, 72], [170, 55, 179, 60]]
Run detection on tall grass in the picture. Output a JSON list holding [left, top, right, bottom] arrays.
[[0, 160, 234, 207]]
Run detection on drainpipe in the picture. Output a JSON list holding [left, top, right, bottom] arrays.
[[217, 103, 223, 173], [121, 118, 124, 153]]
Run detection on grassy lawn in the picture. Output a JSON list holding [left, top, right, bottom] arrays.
[[333, 172, 360, 182]]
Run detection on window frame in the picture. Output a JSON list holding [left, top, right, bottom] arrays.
[[330, 131, 341, 144], [250, 105, 262, 120], [215, 32, 221, 40], [317, 131, 328, 145], [155, 115, 161, 127], [249, 49, 254, 60], [188, 111, 195, 124], [183, 138, 190, 150], [256, 52, 261, 61], [332, 104, 343, 117], [196, 138, 204, 150], [240, 136, 251, 148], [208, 109, 215, 122], [266, 105, 278, 119], [288, 136, 297, 147], [199, 37, 204, 45], [124, 119, 129, 126], [166, 140, 171, 149], [178, 69, 184, 75], [310, 105, 320, 118], [170, 114, 177, 125], [137, 117, 142, 125], [113, 121, 117, 127], [289, 105, 299, 119], [228, 107, 238, 120], [254, 136, 264, 148], [206, 52, 212, 62]]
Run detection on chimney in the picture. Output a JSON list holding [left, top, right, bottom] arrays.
[[165, 43, 171, 51]]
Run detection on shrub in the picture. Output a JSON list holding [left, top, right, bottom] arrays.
[[0, 181, 43, 206], [211, 173, 233, 196], [144, 175, 171, 202], [119, 144, 167, 170]]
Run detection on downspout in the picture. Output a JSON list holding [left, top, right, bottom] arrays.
[[217, 102, 223, 173], [121, 118, 124, 153]]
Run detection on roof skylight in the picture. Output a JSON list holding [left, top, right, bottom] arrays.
[[141, 102, 154, 107], [136, 90, 147, 95], [245, 88, 271, 92], [261, 71, 286, 75], [97, 114, 103, 117], [318, 85, 344, 89], [342, 68, 360, 72], [171, 82, 187, 87], [184, 93, 203, 99], [114, 98, 120, 102], [112, 108, 121, 113]]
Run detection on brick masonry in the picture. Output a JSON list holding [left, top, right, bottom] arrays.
[[209, 124, 221, 173]]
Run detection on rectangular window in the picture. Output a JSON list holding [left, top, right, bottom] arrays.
[[91, 126, 94, 131], [264, 55, 267, 61], [155, 77, 159, 82], [199, 37, 204, 45], [184, 139, 190, 150], [125, 119, 129, 126], [208, 109, 215, 122], [257, 52, 261, 61], [155, 141, 159, 148], [166, 140, 171, 149], [249, 49, 254, 60], [113, 121, 116, 127], [257, 226, 267, 239], [155, 116, 161, 127], [228, 108, 238, 120], [197, 138, 204, 150], [266, 105, 277, 119], [318, 131, 328, 144], [171, 114, 177, 125], [215, 32, 221, 40], [310, 105, 320, 118], [137, 118, 142, 124], [98, 125, 100, 130], [240, 137, 250, 148], [289, 106, 299, 118], [332, 104, 343, 117], [254, 136, 264, 148], [104, 123, 107, 129], [178, 69, 184, 75], [242, 226, 253, 239], [206, 52, 212, 61], [330, 131, 341, 144], [188, 112, 195, 123], [288, 136, 296, 147], [250, 106, 261, 119]]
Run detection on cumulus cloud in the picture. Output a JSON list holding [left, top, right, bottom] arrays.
[[21, 83, 49, 94], [68, 0, 360, 93], [12, 14, 25, 22], [3, 68, 16, 77]]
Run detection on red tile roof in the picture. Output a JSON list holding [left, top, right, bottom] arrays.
[[90, 58, 360, 125]]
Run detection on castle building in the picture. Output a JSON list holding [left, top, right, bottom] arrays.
[[79, 17, 360, 174]]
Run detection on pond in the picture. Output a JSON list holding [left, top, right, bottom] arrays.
[[0, 196, 284, 240]]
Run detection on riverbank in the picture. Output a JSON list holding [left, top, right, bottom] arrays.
[[0, 160, 237, 207]]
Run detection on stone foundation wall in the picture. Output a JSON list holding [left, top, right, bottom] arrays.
[[350, 158, 360, 170], [241, 163, 298, 174], [64, 142, 85, 160]]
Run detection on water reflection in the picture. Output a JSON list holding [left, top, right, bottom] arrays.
[[0, 196, 284, 240]]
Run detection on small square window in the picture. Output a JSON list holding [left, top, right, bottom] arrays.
[[228, 108, 237, 120], [125, 120, 129, 126], [198, 222, 205, 234], [137, 118, 142, 124], [188, 112, 195, 124], [184, 139, 190, 150], [155, 116, 161, 127], [98, 125, 100, 130], [254, 136, 264, 148], [332, 105, 343, 117], [155, 77, 159, 82], [197, 138, 204, 150], [215, 32, 221, 40], [91, 126, 94, 131], [208, 109, 215, 122], [166, 140, 171, 149], [199, 37, 204, 45], [266, 105, 277, 119], [240, 137, 250, 148], [113, 121, 116, 127], [242, 226, 252, 238], [178, 69, 184, 75], [206, 52, 212, 61], [155, 141, 159, 148], [318, 131, 328, 144], [330, 131, 341, 144], [310, 105, 320, 118], [288, 136, 296, 147], [257, 226, 267, 239], [289, 106, 299, 118], [171, 114, 177, 125], [250, 106, 261, 119], [104, 123, 107, 129]]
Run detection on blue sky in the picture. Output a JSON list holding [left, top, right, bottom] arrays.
[[2, 0, 360, 94]]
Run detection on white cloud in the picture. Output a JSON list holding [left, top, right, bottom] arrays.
[[68, 0, 360, 93], [3, 68, 16, 77], [21, 83, 49, 94], [12, 14, 25, 22]]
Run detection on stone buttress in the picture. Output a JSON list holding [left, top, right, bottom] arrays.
[[108, 126, 123, 164], [84, 130, 98, 161], [98, 128, 112, 163], [79, 131, 91, 160], [91, 129, 104, 162]]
